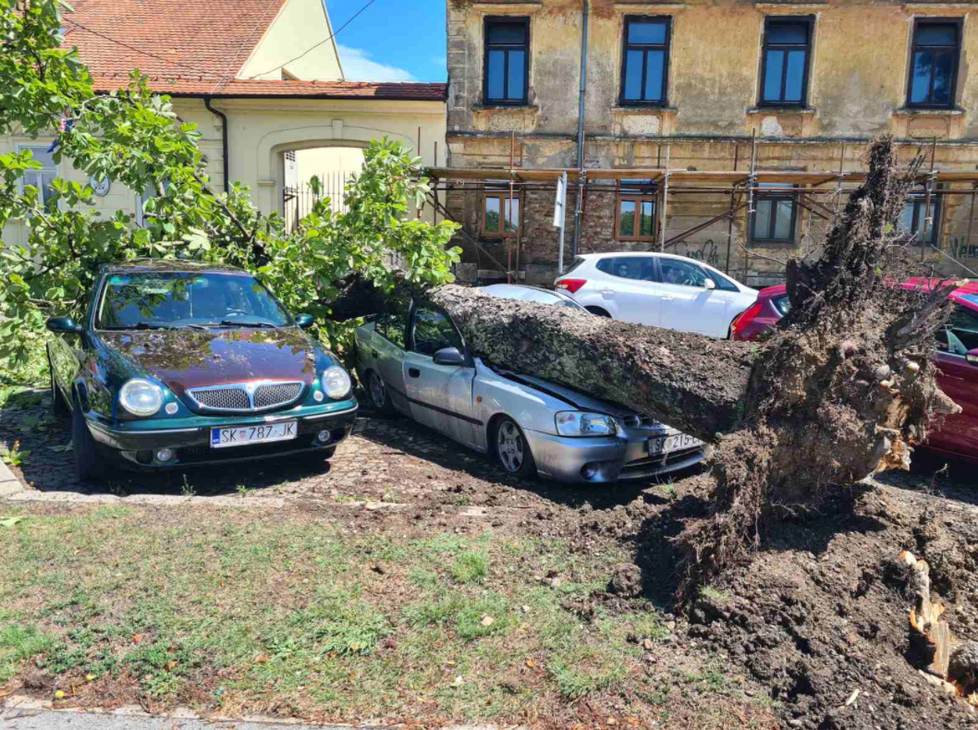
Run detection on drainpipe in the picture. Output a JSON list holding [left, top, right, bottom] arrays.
[[204, 96, 230, 194], [571, 0, 589, 259]]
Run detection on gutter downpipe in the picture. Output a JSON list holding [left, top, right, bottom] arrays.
[[204, 96, 230, 194], [571, 0, 589, 259]]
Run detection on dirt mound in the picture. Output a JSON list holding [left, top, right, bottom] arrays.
[[671, 488, 978, 729]]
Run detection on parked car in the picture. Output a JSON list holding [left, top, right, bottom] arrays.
[[554, 252, 759, 339], [46, 260, 357, 480], [354, 283, 707, 483], [732, 281, 978, 464]]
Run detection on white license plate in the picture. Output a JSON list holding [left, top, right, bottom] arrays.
[[210, 421, 298, 449], [648, 433, 702, 456]]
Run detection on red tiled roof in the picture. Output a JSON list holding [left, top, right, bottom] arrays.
[[90, 75, 448, 101], [64, 0, 447, 101], [64, 0, 290, 92]]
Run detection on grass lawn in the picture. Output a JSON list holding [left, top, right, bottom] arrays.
[[0, 503, 774, 727]]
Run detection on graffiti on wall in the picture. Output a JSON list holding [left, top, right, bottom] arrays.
[[668, 239, 724, 269], [948, 235, 978, 261]]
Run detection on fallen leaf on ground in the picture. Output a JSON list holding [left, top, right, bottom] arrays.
[[0, 517, 24, 528]]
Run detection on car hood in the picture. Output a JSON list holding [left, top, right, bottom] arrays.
[[498, 371, 644, 420], [99, 327, 324, 397]]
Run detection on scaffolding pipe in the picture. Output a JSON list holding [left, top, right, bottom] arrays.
[[571, 0, 590, 258]]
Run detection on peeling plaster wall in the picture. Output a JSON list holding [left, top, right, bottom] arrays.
[[445, 0, 978, 285]]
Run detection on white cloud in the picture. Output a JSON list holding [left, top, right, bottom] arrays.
[[338, 45, 416, 82]]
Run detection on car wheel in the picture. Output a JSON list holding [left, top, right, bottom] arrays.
[[367, 370, 396, 415], [493, 416, 537, 479], [585, 306, 611, 318], [72, 392, 105, 483], [48, 352, 68, 417]]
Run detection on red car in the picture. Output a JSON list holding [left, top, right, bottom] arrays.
[[732, 280, 978, 464]]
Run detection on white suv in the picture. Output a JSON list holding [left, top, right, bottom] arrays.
[[555, 253, 759, 339]]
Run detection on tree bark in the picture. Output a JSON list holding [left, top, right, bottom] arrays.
[[427, 285, 753, 442]]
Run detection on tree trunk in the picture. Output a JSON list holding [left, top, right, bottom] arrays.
[[427, 285, 753, 442], [333, 136, 961, 590]]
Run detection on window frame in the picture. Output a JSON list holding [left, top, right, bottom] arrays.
[[483, 16, 530, 106], [618, 15, 672, 107], [905, 17, 962, 110], [407, 304, 466, 358], [615, 183, 658, 242], [899, 190, 942, 246], [481, 190, 521, 239], [749, 182, 799, 244], [16, 142, 59, 210], [758, 15, 814, 108]]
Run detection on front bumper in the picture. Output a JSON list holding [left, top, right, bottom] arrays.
[[85, 399, 358, 469], [524, 428, 708, 484]]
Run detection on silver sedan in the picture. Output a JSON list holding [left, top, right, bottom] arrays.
[[354, 284, 707, 483]]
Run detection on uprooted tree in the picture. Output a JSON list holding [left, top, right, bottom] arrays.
[[335, 136, 961, 592]]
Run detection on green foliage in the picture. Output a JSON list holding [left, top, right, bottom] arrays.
[[0, 0, 460, 374], [451, 550, 490, 584]]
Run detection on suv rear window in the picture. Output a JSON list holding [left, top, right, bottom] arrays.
[[773, 295, 791, 316], [561, 257, 586, 276]]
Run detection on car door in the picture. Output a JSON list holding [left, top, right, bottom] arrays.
[[655, 258, 731, 337], [932, 303, 978, 454], [369, 307, 411, 415], [404, 305, 479, 447], [594, 256, 663, 326]]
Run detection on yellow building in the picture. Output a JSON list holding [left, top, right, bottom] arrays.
[[442, 0, 978, 286], [2, 0, 447, 248]]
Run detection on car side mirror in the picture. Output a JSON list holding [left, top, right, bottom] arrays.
[[294, 314, 314, 330], [46, 316, 84, 335], [967, 348, 978, 366], [703, 279, 716, 290], [433, 346, 466, 366]]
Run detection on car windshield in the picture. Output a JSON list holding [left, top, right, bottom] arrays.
[[96, 272, 291, 330]]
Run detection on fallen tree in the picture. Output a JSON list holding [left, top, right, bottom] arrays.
[[336, 136, 961, 591]]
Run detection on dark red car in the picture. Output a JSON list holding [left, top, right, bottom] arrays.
[[732, 280, 978, 464]]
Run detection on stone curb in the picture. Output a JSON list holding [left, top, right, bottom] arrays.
[[0, 457, 24, 498], [2, 694, 515, 730]]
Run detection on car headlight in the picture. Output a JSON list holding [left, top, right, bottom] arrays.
[[321, 366, 352, 399], [555, 411, 617, 437], [119, 378, 163, 417]]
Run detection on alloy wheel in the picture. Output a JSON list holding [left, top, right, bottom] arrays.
[[496, 420, 525, 473], [369, 372, 388, 409]]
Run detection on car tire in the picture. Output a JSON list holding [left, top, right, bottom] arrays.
[[72, 392, 104, 483], [585, 306, 611, 318], [492, 416, 537, 479], [48, 352, 68, 418], [366, 370, 397, 416], [322, 446, 337, 460]]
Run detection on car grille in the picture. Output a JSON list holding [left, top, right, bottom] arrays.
[[620, 414, 659, 429], [187, 381, 304, 412]]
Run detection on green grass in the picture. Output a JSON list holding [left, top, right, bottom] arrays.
[[450, 550, 489, 584], [0, 504, 771, 726]]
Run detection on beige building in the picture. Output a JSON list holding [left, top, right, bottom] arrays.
[[3, 0, 447, 248], [441, 0, 978, 286]]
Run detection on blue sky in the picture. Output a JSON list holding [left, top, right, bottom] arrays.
[[326, 0, 447, 83]]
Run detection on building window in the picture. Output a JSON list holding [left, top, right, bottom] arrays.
[[907, 19, 961, 109], [899, 192, 940, 245], [484, 17, 529, 105], [16, 143, 59, 211], [759, 17, 813, 106], [619, 16, 671, 105], [616, 180, 657, 241], [482, 191, 520, 238], [750, 182, 797, 243]]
